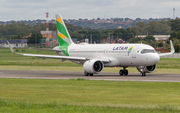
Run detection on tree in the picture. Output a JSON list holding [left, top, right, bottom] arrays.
[[112, 28, 134, 41], [158, 41, 163, 47], [144, 21, 158, 35], [28, 33, 43, 44], [132, 20, 170, 35], [170, 17, 180, 31], [87, 30, 101, 43], [143, 35, 155, 42], [136, 22, 144, 28], [129, 37, 142, 43], [31, 24, 46, 33], [100, 29, 113, 41], [97, 18, 100, 20], [170, 38, 180, 52], [169, 28, 180, 40], [156, 20, 171, 35]]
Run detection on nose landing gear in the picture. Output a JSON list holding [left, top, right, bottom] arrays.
[[140, 71, 146, 76], [139, 66, 146, 77]]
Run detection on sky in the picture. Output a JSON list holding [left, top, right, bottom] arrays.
[[1, 0, 180, 21]]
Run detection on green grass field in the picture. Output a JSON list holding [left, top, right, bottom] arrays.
[[0, 48, 180, 112], [0, 78, 180, 112]]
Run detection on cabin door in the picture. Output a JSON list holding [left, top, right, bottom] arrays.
[[132, 47, 136, 58], [104, 49, 108, 56]]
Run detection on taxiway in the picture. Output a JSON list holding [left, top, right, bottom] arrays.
[[0, 70, 180, 82]]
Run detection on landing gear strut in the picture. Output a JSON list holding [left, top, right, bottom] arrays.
[[84, 71, 93, 76], [140, 66, 146, 77], [119, 67, 128, 76], [140, 72, 146, 76]]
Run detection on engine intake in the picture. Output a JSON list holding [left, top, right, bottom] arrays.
[[136, 64, 156, 73], [83, 60, 104, 74]]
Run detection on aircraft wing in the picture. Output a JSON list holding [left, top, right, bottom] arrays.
[[158, 40, 175, 57], [7, 41, 110, 63], [32, 48, 62, 52]]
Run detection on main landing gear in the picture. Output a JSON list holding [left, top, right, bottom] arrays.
[[119, 67, 128, 76], [84, 71, 93, 76]]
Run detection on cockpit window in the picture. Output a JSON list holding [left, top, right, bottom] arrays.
[[141, 49, 156, 54]]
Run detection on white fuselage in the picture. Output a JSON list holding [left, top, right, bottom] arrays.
[[54, 43, 160, 67]]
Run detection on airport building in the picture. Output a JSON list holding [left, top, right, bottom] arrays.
[[40, 31, 58, 41], [0, 40, 28, 48], [137, 35, 170, 41], [40, 31, 59, 47]]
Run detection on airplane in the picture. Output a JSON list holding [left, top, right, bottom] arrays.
[[7, 14, 175, 77]]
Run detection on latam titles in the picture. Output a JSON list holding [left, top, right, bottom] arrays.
[[113, 46, 128, 50]]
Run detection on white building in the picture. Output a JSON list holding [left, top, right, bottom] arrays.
[[137, 35, 170, 41], [0, 40, 28, 48]]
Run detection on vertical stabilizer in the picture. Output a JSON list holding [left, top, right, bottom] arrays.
[[55, 14, 74, 46]]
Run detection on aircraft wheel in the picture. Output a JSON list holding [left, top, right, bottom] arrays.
[[84, 71, 88, 76], [119, 69, 124, 76], [140, 72, 143, 77], [140, 72, 146, 77], [124, 70, 128, 76], [144, 72, 146, 76], [90, 74, 94, 76]]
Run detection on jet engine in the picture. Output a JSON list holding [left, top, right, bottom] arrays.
[[136, 64, 156, 73], [83, 60, 104, 74]]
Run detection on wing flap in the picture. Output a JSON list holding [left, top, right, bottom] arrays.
[[32, 48, 62, 52], [23, 54, 87, 61]]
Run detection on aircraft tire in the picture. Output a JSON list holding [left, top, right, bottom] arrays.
[[84, 71, 88, 76], [140, 72, 146, 77], [124, 70, 128, 76], [90, 74, 94, 76], [144, 72, 146, 76], [119, 70, 124, 76], [140, 72, 143, 77]]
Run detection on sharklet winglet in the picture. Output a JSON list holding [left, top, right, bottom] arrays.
[[158, 40, 175, 57], [170, 40, 175, 53], [7, 41, 23, 55]]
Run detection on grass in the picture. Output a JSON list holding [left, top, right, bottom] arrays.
[[158, 58, 180, 69], [0, 48, 180, 73], [0, 101, 179, 113], [1, 48, 180, 112], [0, 48, 80, 67], [0, 78, 180, 112]]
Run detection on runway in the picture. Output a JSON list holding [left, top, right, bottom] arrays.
[[0, 70, 180, 82]]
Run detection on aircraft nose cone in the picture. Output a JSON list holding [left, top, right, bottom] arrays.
[[152, 54, 160, 64]]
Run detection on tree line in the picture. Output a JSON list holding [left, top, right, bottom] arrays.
[[0, 18, 180, 51], [128, 18, 180, 52]]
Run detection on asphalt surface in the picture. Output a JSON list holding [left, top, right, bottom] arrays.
[[0, 70, 180, 82]]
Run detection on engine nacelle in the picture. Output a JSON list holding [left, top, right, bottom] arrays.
[[83, 60, 104, 74], [136, 64, 156, 73]]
